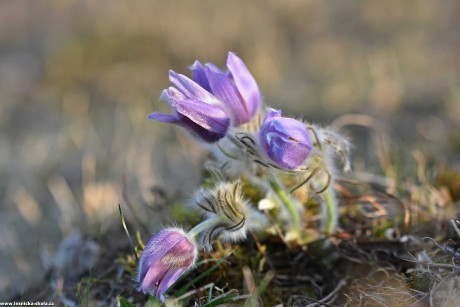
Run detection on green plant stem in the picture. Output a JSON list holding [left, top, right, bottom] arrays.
[[322, 185, 337, 235], [188, 217, 224, 238], [268, 177, 301, 233]]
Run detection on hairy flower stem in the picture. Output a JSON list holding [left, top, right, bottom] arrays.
[[188, 217, 224, 238], [321, 185, 337, 235], [268, 177, 301, 234]]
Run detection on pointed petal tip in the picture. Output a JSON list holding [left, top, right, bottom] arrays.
[[147, 112, 178, 123], [147, 112, 159, 120], [263, 109, 282, 121], [226, 52, 261, 119], [168, 69, 179, 80], [227, 51, 239, 60], [227, 52, 247, 69], [190, 60, 203, 69], [159, 89, 169, 102], [267, 108, 282, 114]]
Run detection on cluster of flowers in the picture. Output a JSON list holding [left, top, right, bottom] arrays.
[[138, 52, 350, 302]]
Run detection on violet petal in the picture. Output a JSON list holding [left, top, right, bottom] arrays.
[[265, 133, 312, 169], [171, 98, 230, 135], [156, 267, 189, 302], [147, 112, 178, 123], [190, 61, 211, 92], [205, 67, 248, 125], [227, 52, 261, 118], [169, 70, 219, 105], [137, 230, 186, 284], [139, 259, 168, 295], [271, 117, 312, 146], [259, 109, 313, 169]]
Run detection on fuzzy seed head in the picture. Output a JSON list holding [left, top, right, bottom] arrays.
[[192, 181, 266, 249]]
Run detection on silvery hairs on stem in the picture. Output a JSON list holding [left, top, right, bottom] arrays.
[[192, 181, 267, 250]]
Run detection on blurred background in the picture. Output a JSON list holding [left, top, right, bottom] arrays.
[[1, 0, 460, 298]]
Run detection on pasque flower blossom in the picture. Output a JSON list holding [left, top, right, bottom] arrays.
[[259, 109, 313, 170], [148, 71, 231, 143], [190, 52, 261, 126], [137, 228, 197, 302]]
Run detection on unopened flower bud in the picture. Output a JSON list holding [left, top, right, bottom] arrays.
[[137, 228, 197, 302], [259, 109, 313, 170]]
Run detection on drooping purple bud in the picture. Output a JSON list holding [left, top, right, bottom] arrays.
[[259, 109, 313, 170], [148, 71, 231, 143], [137, 228, 197, 302], [190, 52, 261, 126]]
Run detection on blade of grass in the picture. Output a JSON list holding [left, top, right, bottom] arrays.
[[77, 281, 84, 307], [85, 269, 92, 306], [118, 204, 139, 262], [172, 283, 215, 303], [257, 270, 275, 295], [172, 251, 234, 297], [208, 283, 214, 303], [243, 270, 275, 307], [167, 257, 228, 296], [202, 290, 250, 307], [136, 230, 145, 249]]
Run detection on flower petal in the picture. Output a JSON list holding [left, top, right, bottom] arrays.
[[169, 70, 219, 105], [266, 133, 311, 169], [137, 228, 197, 299], [148, 101, 230, 143], [205, 67, 249, 125], [152, 87, 230, 142], [205, 62, 224, 74], [182, 116, 230, 143], [139, 259, 168, 295], [259, 109, 313, 169], [263, 108, 282, 121], [190, 61, 211, 92], [171, 98, 230, 135], [147, 112, 178, 123], [227, 52, 261, 118], [156, 267, 189, 302], [137, 230, 187, 286], [271, 117, 312, 145]]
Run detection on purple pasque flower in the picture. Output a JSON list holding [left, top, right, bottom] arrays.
[[148, 71, 231, 143], [259, 109, 313, 170], [137, 228, 198, 302], [190, 52, 261, 126]]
